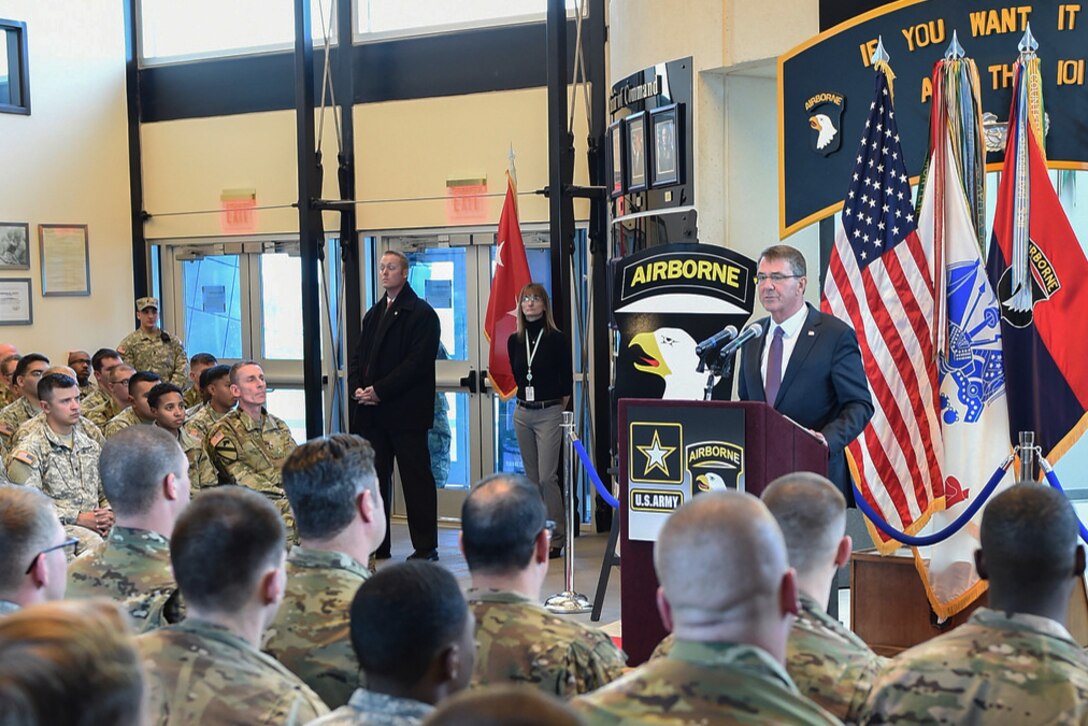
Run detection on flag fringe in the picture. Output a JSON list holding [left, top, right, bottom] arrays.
[[911, 548, 989, 620]]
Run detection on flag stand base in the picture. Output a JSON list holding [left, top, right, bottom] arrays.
[[544, 590, 592, 614]]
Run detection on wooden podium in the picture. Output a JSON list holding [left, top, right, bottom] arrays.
[[618, 399, 830, 664]]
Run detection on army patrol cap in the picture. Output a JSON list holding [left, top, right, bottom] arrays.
[[136, 297, 159, 311]]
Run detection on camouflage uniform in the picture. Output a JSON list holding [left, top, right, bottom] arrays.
[[116, 327, 187, 387], [653, 594, 884, 723], [84, 395, 123, 430], [79, 380, 96, 401], [0, 599, 19, 616], [182, 385, 202, 410], [138, 618, 329, 724], [0, 396, 40, 453], [263, 547, 370, 708], [573, 640, 841, 725], [174, 425, 217, 491], [468, 588, 627, 697], [0, 386, 16, 411], [80, 385, 109, 412], [308, 688, 433, 726], [861, 607, 1088, 724], [4, 415, 105, 557], [103, 406, 155, 439], [185, 403, 230, 442], [12, 411, 103, 448], [206, 407, 297, 537], [67, 525, 183, 632]]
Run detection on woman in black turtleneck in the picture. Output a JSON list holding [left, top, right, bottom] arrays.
[[507, 282, 573, 557]]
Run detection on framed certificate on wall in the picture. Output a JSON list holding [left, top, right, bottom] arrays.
[[39, 224, 90, 296]]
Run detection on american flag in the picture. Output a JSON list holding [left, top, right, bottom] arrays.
[[821, 66, 945, 538]]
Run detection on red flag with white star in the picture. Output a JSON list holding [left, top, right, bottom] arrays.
[[485, 163, 531, 399]]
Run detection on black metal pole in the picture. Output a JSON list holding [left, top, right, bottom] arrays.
[[336, 0, 362, 434], [295, 0, 325, 439], [545, 0, 574, 332], [585, 0, 612, 533], [123, 0, 148, 304]]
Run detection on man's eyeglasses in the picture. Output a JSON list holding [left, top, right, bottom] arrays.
[[25, 537, 79, 574], [755, 273, 802, 284], [111, 378, 131, 388], [521, 294, 543, 303]]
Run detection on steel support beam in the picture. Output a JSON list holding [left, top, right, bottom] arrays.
[[545, 0, 575, 336]]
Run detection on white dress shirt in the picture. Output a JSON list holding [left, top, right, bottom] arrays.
[[760, 304, 810, 388]]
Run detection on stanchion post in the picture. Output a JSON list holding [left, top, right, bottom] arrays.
[[1018, 431, 1035, 481], [545, 410, 592, 614]]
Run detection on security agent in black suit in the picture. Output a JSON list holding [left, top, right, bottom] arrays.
[[738, 245, 873, 501], [350, 250, 441, 560]]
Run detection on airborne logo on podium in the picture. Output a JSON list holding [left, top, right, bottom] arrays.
[[686, 440, 745, 494], [629, 422, 684, 485]]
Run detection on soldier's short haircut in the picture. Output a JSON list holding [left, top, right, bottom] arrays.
[[91, 348, 121, 373], [759, 244, 807, 278], [13, 354, 48, 384], [461, 473, 546, 575], [229, 360, 262, 386], [108, 364, 136, 385], [36, 373, 78, 404], [761, 472, 846, 575], [171, 486, 285, 612], [282, 434, 379, 540], [425, 685, 584, 726], [127, 370, 161, 392], [351, 561, 467, 685], [981, 483, 1081, 587], [99, 427, 187, 517], [0, 600, 144, 726], [0, 353, 20, 381], [199, 364, 230, 391], [189, 352, 217, 368], [0, 487, 57, 596], [146, 382, 183, 410]]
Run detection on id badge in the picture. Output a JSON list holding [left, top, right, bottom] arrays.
[[525, 386, 535, 402]]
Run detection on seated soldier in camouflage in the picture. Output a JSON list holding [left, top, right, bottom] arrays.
[[117, 295, 188, 387], [137, 486, 328, 724], [5, 373, 112, 554], [573, 491, 839, 725], [67, 350, 95, 400], [652, 472, 884, 722], [183, 352, 218, 411], [310, 561, 475, 726], [206, 361, 296, 538], [184, 364, 235, 440], [85, 360, 132, 429], [0, 352, 20, 410], [10, 365, 104, 449], [0, 486, 72, 614], [264, 434, 385, 708], [103, 370, 161, 439], [81, 349, 124, 420], [67, 426, 190, 631], [0, 353, 49, 455], [861, 484, 1088, 724], [463, 473, 626, 698], [146, 382, 216, 491]]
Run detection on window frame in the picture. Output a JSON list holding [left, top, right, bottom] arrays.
[[0, 18, 30, 116], [352, 0, 584, 45]]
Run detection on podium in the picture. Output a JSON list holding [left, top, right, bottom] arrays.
[[618, 398, 829, 664]]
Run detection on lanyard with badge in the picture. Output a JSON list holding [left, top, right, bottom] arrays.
[[524, 328, 544, 402]]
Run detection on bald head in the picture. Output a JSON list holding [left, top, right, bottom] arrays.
[[655, 491, 791, 631], [0, 343, 16, 361], [761, 472, 846, 575], [44, 365, 77, 380]]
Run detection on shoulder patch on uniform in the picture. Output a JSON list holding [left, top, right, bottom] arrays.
[[0, 422, 12, 436], [116, 345, 126, 354], [186, 427, 203, 441], [209, 431, 225, 446], [12, 450, 35, 466]]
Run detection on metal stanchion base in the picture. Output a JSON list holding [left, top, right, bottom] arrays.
[[544, 590, 593, 614]]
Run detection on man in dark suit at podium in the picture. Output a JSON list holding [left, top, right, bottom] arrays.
[[738, 245, 873, 500]]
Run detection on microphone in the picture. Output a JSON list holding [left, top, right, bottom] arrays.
[[694, 325, 738, 356], [720, 322, 765, 356]]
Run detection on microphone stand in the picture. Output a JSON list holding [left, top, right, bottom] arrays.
[[696, 345, 733, 402]]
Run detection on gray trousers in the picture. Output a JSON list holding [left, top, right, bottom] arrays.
[[513, 403, 566, 539]]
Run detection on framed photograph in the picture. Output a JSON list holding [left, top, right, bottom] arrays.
[[650, 104, 683, 187], [0, 278, 32, 325], [39, 224, 90, 296], [0, 222, 30, 269], [625, 111, 648, 192], [608, 120, 625, 198]]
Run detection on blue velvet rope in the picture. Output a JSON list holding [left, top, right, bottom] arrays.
[[851, 459, 1010, 546], [571, 438, 619, 508], [1043, 467, 1088, 544]]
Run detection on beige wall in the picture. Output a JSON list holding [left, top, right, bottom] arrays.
[[141, 86, 591, 241], [0, 0, 135, 360]]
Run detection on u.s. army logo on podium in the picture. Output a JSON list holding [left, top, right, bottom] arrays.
[[629, 422, 683, 485]]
